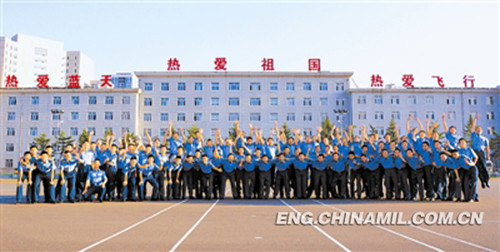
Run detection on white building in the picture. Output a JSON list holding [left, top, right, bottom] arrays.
[[0, 34, 94, 88]]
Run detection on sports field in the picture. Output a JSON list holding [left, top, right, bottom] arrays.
[[1, 179, 499, 251]]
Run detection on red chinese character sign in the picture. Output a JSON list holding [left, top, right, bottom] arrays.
[[463, 75, 475, 88], [214, 57, 227, 71], [100, 75, 114, 88], [308, 58, 321, 71], [67, 75, 81, 89], [5, 75, 18, 88], [432, 75, 444, 88], [370, 74, 383, 87], [262, 58, 274, 71], [36, 74, 50, 88], [402, 74, 415, 88], [168, 58, 180, 71]]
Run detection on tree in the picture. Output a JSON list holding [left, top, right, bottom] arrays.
[[368, 124, 378, 136], [31, 133, 52, 151], [186, 124, 201, 139], [104, 128, 113, 139], [123, 132, 139, 147], [320, 117, 334, 139], [386, 118, 397, 140], [54, 131, 73, 154], [78, 128, 90, 147], [489, 131, 500, 168], [228, 122, 238, 140], [281, 123, 292, 139], [463, 114, 474, 145]]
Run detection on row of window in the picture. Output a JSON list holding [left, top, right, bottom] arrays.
[[357, 95, 495, 105], [141, 112, 322, 122], [143, 81, 344, 92], [7, 96, 131, 106], [356, 111, 495, 121], [143, 97, 341, 107]]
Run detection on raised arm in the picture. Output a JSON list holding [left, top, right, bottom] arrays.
[[471, 114, 479, 133], [406, 115, 412, 133], [415, 117, 423, 132], [442, 113, 449, 133]]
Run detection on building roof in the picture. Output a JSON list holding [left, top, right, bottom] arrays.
[[133, 71, 354, 79]]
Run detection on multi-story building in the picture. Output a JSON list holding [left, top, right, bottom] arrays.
[[66, 51, 95, 87]]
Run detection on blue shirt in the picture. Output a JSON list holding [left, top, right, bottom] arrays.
[[471, 132, 489, 151], [141, 163, 158, 177], [312, 160, 328, 171], [351, 141, 362, 156], [364, 158, 379, 171], [60, 159, 79, 173], [330, 159, 346, 172], [347, 159, 361, 170], [274, 160, 290, 171], [105, 151, 119, 168], [292, 159, 309, 171], [458, 147, 478, 161], [169, 137, 183, 155], [17, 161, 32, 173], [394, 157, 405, 170], [203, 145, 216, 159], [378, 157, 395, 169], [87, 169, 106, 186], [220, 145, 233, 158], [36, 160, 55, 173], [420, 151, 433, 166], [241, 161, 256, 172], [257, 161, 272, 172], [448, 157, 460, 169], [445, 132, 459, 148], [221, 160, 238, 173], [124, 164, 138, 176], [183, 162, 195, 171], [407, 156, 423, 170], [198, 162, 214, 174]]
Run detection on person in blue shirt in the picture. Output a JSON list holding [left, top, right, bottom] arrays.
[[138, 155, 160, 201], [192, 150, 203, 199], [220, 153, 238, 199], [329, 152, 347, 199], [211, 150, 224, 199], [167, 156, 183, 200], [122, 156, 139, 201], [433, 152, 450, 200], [273, 153, 291, 199], [347, 152, 362, 199], [379, 149, 398, 200], [196, 154, 221, 199], [256, 155, 273, 199], [442, 113, 460, 149], [234, 147, 246, 199], [311, 154, 328, 199], [393, 149, 410, 200], [155, 145, 169, 201], [241, 154, 257, 199], [470, 114, 491, 189], [103, 144, 119, 201], [59, 151, 81, 203], [16, 152, 34, 204], [419, 142, 435, 200], [182, 155, 196, 199], [291, 153, 310, 199], [405, 149, 424, 201], [116, 148, 128, 200], [82, 160, 107, 202], [447, 150, 462, 201], [77, 141, 96, 201], [457, 138, 478, 202], [33, 151, 56, 203], [360, 154, 379, 199]]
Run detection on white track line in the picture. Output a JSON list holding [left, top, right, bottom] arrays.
[[312, 200, 444, 252], [79, 199, 188, 252], [280, 199, 351, 252], [169, 199, 220, 252]]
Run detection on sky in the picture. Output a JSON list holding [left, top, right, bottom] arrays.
[[0, 0, 498, 88]]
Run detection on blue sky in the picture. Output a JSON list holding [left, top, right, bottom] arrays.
[[1, 0, 498, 87]]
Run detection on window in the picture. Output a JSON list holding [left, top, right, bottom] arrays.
[[336, 99, 345, 106], [178, 82, 186, 91], [250, 113, 261, 121], [321, 113, 328, 121], [211, 97, 220, 106], [6, 143, 14, 152], [487, 126, 496, 135], [270, 113, 278, 121], [31, 112, 39, 121], [161, 98, 169, 106], [318, 97, 327, 106], [408, 111, 417, 118], [7, 128, 15, 136], [52, 113, 61, 121], [52, 127, 60, 136], [5, 159, 14, 168], [270, 97, 278, 106], [287, 97, 295, 106], [88, 127, 96, 134], [122, 96, 130, 105], [426, 111, 435, 120], [303, 113, 312, 121], [374, 95, 383, 104], [392, 111, 401, 120], [105, 127, 113, 135], [144, 97, 152, 106], [9, 96, 16, 105], [303, 97, 312, 106], [144, 82, 153, 91], [303, 129, 313, 137], [391, 96, 400, 105], [250, 82, 261, 91], [287, 113, 295, 121], [425, 96, 434, 105], [487, 96, 494, 105], [357, 96, 366, 104], [194, 113, 202, 121], [71, 96, 79, 105], [30, 127, 38, 136], [88, 112, 96, 120], [486, 111, 495, 120], [408, 96, 417, 105], [229, 113, 240, 121], [303, 82, 312, 91], [160, 128, 167, 136], [270, 82, 278, 91], [286, 82, 295, 91], [89, 96, 97, 105], [104, 96, 113, 105], [31, 96, 39, 105], [161, 82, 169, 91], [468, 97, 477, 105], [144, 113, 152, 121], [144, 129, 151, 137], [447, 96, 455, 105], [211, 82, 219, 91], [320, 82, 328, 91], [448, 111, 456, 120], [336, 82, 344, 91], [7, 112, 15, 121], [229, 82, 240, 91], [177, 113, 185, 121], [121, 112, 130, 120], [374, 111, 384, 120], [194, 97, 202, 106], [105, 112, 113, 120], [177, 98, 186, 106], [250, 98, 261, 106], [53, 96, 62, 105], [377, 128, 385, 136], [211, 113, 219, 121], [229, 98, 240, 106], [195, 82, 203, 91], [70, 127, 78, 136], [358, 112, 367, 120]]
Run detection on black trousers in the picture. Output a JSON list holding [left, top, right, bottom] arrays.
[[459, 167, 477, 201], [154, 170, 166, 200], [447, 169, 460, 200], [366, 169, 378, 199], [410, 168, 425, 200], [294, 169, 308, 199], [220, 171, 237, 199], [235, 169, 245, 199], [349, 169, 362, 199], [182, 169, 194, 198], [243, 170, 255, 199], [384, 168, 399, 199], [274, 170, 290, 198], [423, 165, 435, 199], [194, 169, 203, 199], [116, 170, 124, 199], [312, 169, 327, 199], [105, 166, 117, 200], [200, 172, 213, 199], [212, 171, 222, 199], [258, 170, 272, 199], [396, 168, 410, 199], [331, 171, 347, 198]]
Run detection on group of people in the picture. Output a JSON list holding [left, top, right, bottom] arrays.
[[15, 113, 491, 204]]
